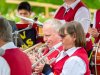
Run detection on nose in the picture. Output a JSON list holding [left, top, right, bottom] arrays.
[[21, 14, 26, 17], [43, 36, 48, 42]]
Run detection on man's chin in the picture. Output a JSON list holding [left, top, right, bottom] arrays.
[[48, 45, 52, 49]]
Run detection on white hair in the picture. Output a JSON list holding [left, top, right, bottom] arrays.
[[43, 18, 63, 33]]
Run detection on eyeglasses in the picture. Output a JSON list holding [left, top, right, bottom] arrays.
[[59, 34, 69, 39]]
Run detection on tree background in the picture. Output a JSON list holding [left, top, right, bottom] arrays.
[[0, 0, 100, 21]]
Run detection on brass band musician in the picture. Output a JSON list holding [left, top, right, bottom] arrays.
[[34, 21, 90, 75], [32, 19, 64, 74]]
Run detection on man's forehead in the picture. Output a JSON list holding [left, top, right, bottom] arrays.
[[43, 25, 54, 31], [43, 23, 52, 27]]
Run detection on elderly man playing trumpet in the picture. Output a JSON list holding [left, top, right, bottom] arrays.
[[31, 19, 63, 74]]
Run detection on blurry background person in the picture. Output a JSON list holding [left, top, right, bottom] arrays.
[[54, 0, 90, 33], [35, 21, 90, 75], [54, 0, 93, 57], [0, 49, 10, 75], [16, 1, 38, 48], [88, 9, 100, 44], [0, 16, 32, 75]]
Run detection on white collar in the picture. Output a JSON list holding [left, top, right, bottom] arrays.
[[1, 42, 17, 51], [62, 0, 80, 10], [50, 42, 62, 50], [53, 42, 62, 49], [63, 47, 81, 56]]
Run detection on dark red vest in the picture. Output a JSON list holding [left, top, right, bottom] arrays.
[[2, 48, 32, 75], [52, 48, 90, 75]]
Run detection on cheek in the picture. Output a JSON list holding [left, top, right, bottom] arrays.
[[62, 38, 67, 46], [25, 13, 30, 17], [47, 37, 55, 47], [62, 37, 73, 48]]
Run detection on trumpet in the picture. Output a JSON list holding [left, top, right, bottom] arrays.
[[32, 47, 60, 68], [23, 42, 61, 68]]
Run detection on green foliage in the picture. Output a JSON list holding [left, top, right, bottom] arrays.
[[1, 0, 100, 15], [0, 0, 100, 22], [0, 0, 17, 15], [82, 0, 100, 9], [30, 0, 63, 15], [29, 0, 63, 5]]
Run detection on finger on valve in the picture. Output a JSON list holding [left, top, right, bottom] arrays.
[[34, 64, 44, 73]]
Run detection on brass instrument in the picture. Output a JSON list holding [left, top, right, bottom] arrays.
[[23, 42, 43, 53], [32, 47, 60, 68], [24, 42, 61, 75], [23, 42, 61, 69], [23, 42, 47, 64]]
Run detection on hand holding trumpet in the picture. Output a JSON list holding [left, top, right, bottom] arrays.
[[33, 57, 50, 74], [23, 42, 62, 75]]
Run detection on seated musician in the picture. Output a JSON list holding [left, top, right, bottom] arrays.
[[0, 16, 32, 75], [16, 1, 38, 48], [34, 21, 90, 75]]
